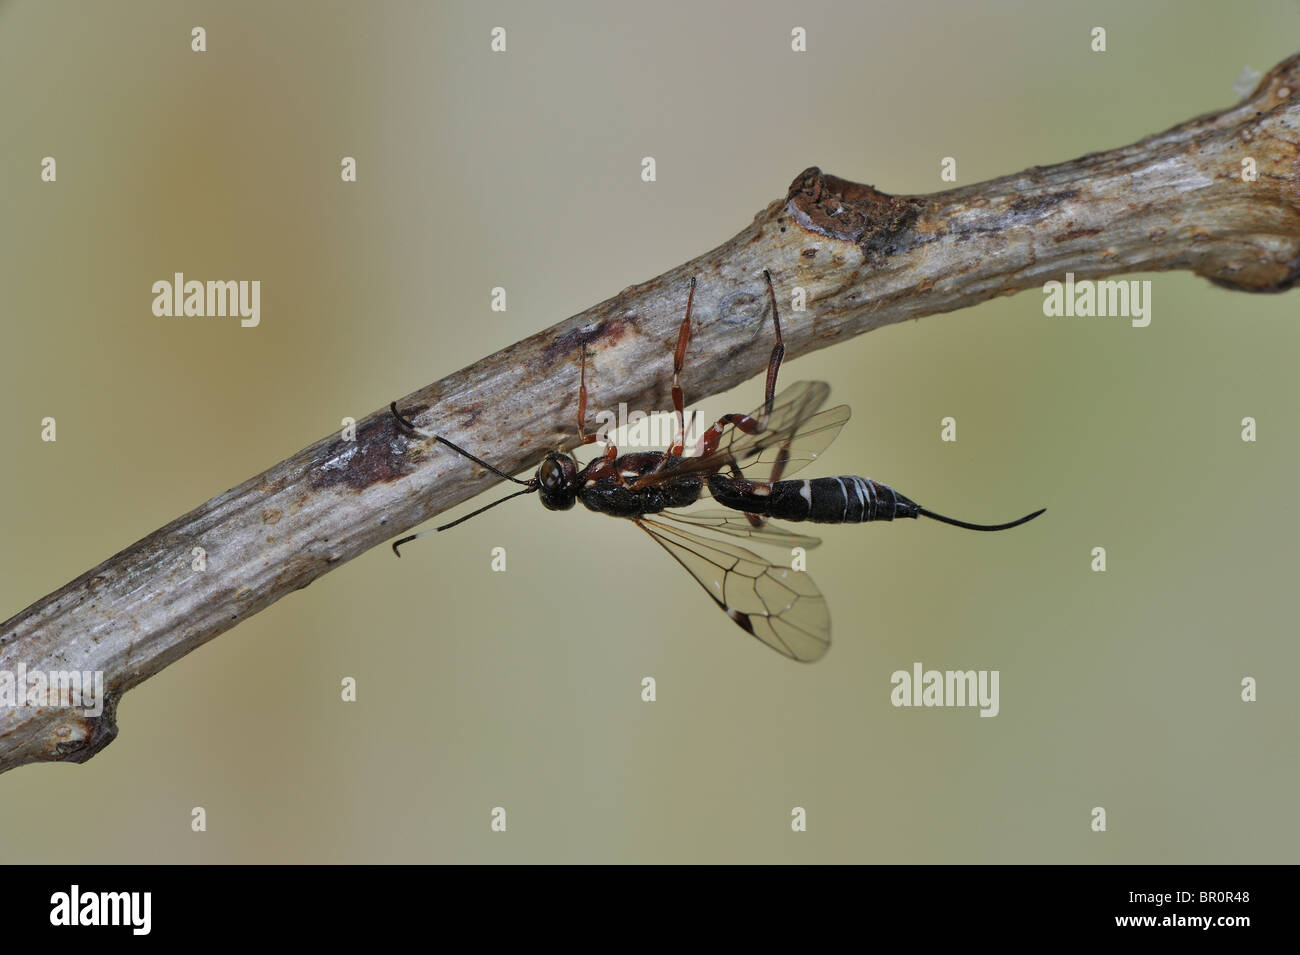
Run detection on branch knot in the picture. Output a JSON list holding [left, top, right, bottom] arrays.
[[785, 166, 922, 254]]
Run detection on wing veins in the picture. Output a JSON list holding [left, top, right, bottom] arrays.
[[634, 516, 830, 662]]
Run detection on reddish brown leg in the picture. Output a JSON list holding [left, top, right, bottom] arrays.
[[745, 437, 794, 528], [761, 269, 785, 419], [667, 276, 696, 457], [693, 412, 762, 458], [744, 296, 796, 524], [693, 415, 788, 527], [575, 345, 618, 459], [725, 456, 769, 528], [575, 344, 601, 445], [635, 271, 785, 493], [697, 272, 791, 524], [718, 269, 789, 519], [630, 277, 696, 490]]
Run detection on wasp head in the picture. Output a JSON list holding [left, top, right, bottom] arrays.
[[536, 452, 579, 510]]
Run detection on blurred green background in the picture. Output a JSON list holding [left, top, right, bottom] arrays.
[[2, 0, 1297, 863]]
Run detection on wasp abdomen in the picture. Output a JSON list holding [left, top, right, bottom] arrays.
[[708, 474, 919, 524]]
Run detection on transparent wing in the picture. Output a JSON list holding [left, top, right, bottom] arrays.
[[720, 402, 850, 480], [654, 509, 823, 549], [725, 380, 844, 476], [666, 380, 850, 483], [636, 516, 831, 662]]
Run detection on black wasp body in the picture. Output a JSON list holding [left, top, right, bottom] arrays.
[[708, 474, 918, 525], [537, 450, 703, 517], [391, 271, 1044, 662], [544, 449, 917, 526]]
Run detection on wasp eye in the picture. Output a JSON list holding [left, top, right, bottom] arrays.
[[539, 458, 563, 491]]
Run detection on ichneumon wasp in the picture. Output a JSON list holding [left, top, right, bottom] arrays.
[[390, 271, 1044, 662]]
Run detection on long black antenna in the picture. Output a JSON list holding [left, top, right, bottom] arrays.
[[389, 401, 541, 555], [390, 402, 533, 486], [918, 506, 1046, 532], [392, 486, 539, 555]]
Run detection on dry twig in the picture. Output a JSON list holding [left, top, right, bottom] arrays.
[[3, 54, 1298, 774]]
